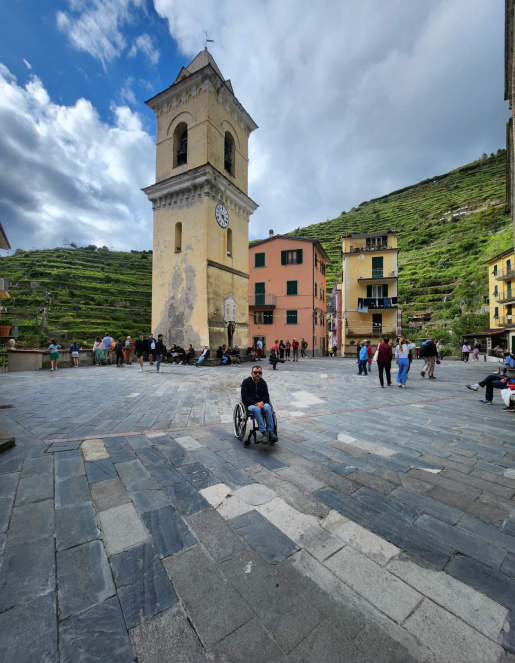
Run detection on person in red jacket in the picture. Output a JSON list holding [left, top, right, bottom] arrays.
[[366, 340, 373, 372], [376, 337, 393, 387]]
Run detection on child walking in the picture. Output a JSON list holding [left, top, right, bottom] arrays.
[[48, 339, 61, 371]]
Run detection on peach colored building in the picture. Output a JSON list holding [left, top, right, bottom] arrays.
[[248, 233, 329, 356]]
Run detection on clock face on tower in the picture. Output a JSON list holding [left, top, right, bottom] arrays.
[[215, 204, 229, 228]]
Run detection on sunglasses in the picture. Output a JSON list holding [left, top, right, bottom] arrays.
[[252, 370, 262, 374]]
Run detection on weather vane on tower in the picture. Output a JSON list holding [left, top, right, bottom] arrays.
[[204, 29, 215, 48]]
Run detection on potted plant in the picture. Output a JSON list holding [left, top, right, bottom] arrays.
[[0, 318, 13, 337]]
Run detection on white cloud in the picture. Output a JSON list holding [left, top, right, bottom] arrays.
[[120, 76, 136, 105], [152, 0, 509, 239], [0, 65, 154, 251], [22, 58, 32, 70], [57, 0, 145, 70], [128, 33, 160, 65]]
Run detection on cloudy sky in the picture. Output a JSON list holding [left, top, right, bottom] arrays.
[[0, 0, 509, 253]]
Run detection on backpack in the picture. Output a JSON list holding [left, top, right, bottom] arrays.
[[110, 341, 116, 351], [125, 340, 130, 348]]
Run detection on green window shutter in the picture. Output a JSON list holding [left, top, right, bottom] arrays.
[[296, 249, 303, 264], [264, 311, 273, 324], [383, 284, 389, 297], [281, 251, 287, 265], [287, 281, 297, 295], [254, 282, 265, 306], [286, 310, 297, 324], [366, 285, 372, 298], [255, 252, 265, 268], [314, 283, 317, 296]]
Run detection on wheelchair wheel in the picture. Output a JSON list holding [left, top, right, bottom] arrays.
[[233, 402, 247, 441], [271, 412, 278, 445]]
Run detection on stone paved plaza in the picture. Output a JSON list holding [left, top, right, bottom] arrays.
[[0, 357, 515, 662]]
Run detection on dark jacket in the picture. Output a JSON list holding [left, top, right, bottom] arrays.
[[186, 347, 195, 357], [115, 342, 124, 355], [424, 341, 438, 357], [377, 342, 392, 364], [146, 337, 156, 353], [241, 376, 270, 409], [155, 340, 166, 356], [216, 347, 224, 358], [135, 339, 147, 353]]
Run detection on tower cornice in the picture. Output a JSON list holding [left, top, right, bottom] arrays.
[[142, 163, 258, 220]]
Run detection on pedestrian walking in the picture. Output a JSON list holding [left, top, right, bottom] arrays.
[[332, 342, 337, 357], [256, 338, 264, 360], [155, 334, 167, 372], [70, 341, 80, 367], [102, 332, 114, 364], [270, 339, 280, 370], [125, 336, 134, 364], [462, 342, 471, 362], [376, 337, 393, 387], [279, 339, 285, 360], [472, 342, 481, 361], [366, 341, 373, 373], [292, 338, 300, 362], [285, 339, 291, 361], [420, 338, 438, 379], [147, 333, 156, 365], [93, 337, 105, 365], [358, 343, 368, 375], [114, 338, 125, 367], [48, 339, 61, 371], [301, 338, 308, 358], [395, 338, 411, 387], [135, 333, 147, 372]]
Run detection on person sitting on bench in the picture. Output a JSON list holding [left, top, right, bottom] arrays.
[[241, 366, 277, 444], [184, 344, 195, 365], [466, 373, 515, 404]]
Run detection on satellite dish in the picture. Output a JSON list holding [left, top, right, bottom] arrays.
[[359, 254, 364, 260]]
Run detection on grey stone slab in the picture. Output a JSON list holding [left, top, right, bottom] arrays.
[[116, 459, 159, 493], [505, 517, 515, 536], [0, 471, 19, 499], [353, 621, 428, 663], [209, 618, 288, 663], [163, 544, 254, 650], [0, 496, 13, 533], [229, 509, 299, 564], [53, 449, 82, 460], [0, 531, 5, 556], [193, 447, 227, 469], [447, 555, 515, 611], [46, 441, 82, 452], [0, 536, 55, 611], [142, 505, 197, 558], [126, 435, 153, 450], [0, 592, 57, 663], [457, 514, 515, 553], [288, 620, 366, 663], [6, 498, 54, 547], [15, 472, 54, 506], [321, 460, 357, 476], [0, 456, 24, 474], [391, 486, 464, 524], [57, 539, 116, 620], [99, 502, 150, 555], [136, 446, 169, 466], [178, 461, 219, 490], [129, 604, 207, 663], [501, 552, 515, 578], [440, 467, 515, 499], [55, 456, 85, 481], [211, 462, 254, 489], [365, 454, 412, 473], [276, 466, 326, 493], [90, 477, 130, 512], [146, 462, 183, 487], [163, 481, 210, 516], [369, 513, 454, 569], [346, 469, 398, 495], [56, 502, 100, 551], [59, 596, 133, 663], [132, 489, 171, 514], [352, 486, 419, 524], [20, 455, 52, 478], [252, 453, 288, 471], [413, 514, 507, 569], [111, 542, 178, 628], [186, 507, 247, 563], [110, 452, 137, 463], [85, 458, 117, 484], [314, 487, 376, 526], [202, 436, 233, 452], [55, 474, 91, 509]]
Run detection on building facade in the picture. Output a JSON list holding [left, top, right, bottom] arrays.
[[248, 235, 329, 356], [142, 49, 258, 351], [340, 230, 399, 355], [326, 284, 342, 353], [486, 247, 515, 353]]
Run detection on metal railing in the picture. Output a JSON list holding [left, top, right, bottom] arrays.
[[346, 327, 397, 337], [494, 268, 515, 280], [494, 290, 515, 303], [357, 269, 398, 279], [347, 244, 396, 254], [357, 297, 398, 309], [249, 294, 277, 308], [495, 315, 515, 327]]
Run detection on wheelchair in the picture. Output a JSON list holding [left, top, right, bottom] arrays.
[[233, 401, 278, 446]]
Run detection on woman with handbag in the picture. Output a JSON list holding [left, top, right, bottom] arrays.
[[376, 337, 393, 387], [269, 340, 280, 370]]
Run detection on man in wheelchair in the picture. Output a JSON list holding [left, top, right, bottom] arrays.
[[241, 366, 277, 444]]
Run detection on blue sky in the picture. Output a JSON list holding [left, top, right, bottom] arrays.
[[0, 0, 509, 253]]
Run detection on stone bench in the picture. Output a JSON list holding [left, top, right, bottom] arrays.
[[0, 425, 15, 453], [202, 356, 255, 367]]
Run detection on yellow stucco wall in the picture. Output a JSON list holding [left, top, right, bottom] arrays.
[[487, 250, 514, 328]]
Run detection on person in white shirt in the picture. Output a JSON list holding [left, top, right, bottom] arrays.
[[195, 346, 210, 367], [462, 343, 471, 362], [395, 337, 413, 388]]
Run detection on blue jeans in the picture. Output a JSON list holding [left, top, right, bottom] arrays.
[[248, 403, 274, 432], [196, 355, 206, 366], [222, 356, 229, 365], [397, 357, 409, 385], [156, 354, 163, 371], [358, 359, 368, 375]]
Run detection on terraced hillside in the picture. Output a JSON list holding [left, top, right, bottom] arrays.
[[0, 248, 152, 348], [291, 151, 512, 322]]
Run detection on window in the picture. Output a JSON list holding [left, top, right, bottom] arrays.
[[173, 122, 188, 167], [255, 252, 266, 268], [315, 253, 318, 267], [286, 310, 298, 324], [320, 312, 324, 326], [367, 284, 388, 298], [314, 310, 317, 325], [493, 264, 498, 276], [314, 337, 317, 346], [315, 283, 318, 297], [494, 306, 499, 318], [224, 131, 235, 176], [286, 280, 298, 296], [254, 311, 273, 324], [320, 262, 326, 276], [175, 222, 182, 253], [508, 259, 512, 272], [372, 256, 384, 278], [493, 285, 498, 296], [227, 228, 232, 257], [281, 249, 303, 265], [254, 282, 265, 306]]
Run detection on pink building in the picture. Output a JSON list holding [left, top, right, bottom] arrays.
[[248, 233, 329, 356]]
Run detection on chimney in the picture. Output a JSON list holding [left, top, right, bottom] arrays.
[[269, 229, 274, 237]]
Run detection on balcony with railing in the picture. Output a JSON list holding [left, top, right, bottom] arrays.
[[357, 297, 398, 309], [344, 243, 397, 255], [357, 269, 398, 281], [346, 326, 397, 337], [249, 294, 276, 309], [495, 315, 515, 327], [493, 290, 515, 304], [494, 267, 515, 281]]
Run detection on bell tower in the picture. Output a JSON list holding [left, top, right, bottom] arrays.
[[143, 49, 258, 351]]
